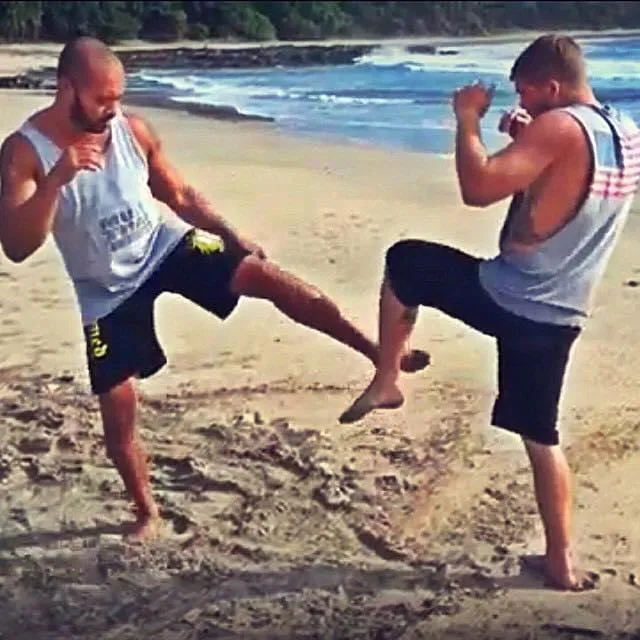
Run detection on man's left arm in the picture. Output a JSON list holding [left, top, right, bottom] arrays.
[[126, 113, 265, 258]]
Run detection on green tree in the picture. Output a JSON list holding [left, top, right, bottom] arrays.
[[207, 2, 276, 41], [41, 1, 103, 40], [0, 1, 42, 40], [139, 1, 188, 41], [1, 2, 640, 45], [95, 1, 141, 43], [296, 2, 353, 37]]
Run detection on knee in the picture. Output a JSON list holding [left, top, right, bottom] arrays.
[[385, 239, 435, 273], [306, 290, 331, 316], [385, 239, 413, 264], [231, 256, 280, 298]]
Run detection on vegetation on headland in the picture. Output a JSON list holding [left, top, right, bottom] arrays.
[[0, 1, 639, 44]]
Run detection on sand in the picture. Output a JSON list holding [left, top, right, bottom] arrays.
[[0, 50, 640, 639]]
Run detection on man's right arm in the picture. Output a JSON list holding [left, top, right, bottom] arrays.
[[0, 134, 61, 263], [455, 110, 581, 207], [0, 132, 104, 263]]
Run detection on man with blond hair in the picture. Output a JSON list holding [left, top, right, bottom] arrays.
[[342, 34, 640, 590]]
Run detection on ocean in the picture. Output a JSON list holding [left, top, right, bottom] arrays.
[[128, 35, 640, 156]]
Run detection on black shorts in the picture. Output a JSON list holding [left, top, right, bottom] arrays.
[[385, 239, 581, 446], [83, 229, 248, 396]]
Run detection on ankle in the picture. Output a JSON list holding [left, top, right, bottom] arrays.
[[546, 545, 573, 562], [136, 500, 159, 521], [373, 368, 400, 386]]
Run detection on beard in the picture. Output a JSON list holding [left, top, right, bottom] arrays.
[[70, 91, 114, 133]]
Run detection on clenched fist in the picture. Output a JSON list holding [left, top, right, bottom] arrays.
[[498, 107, 532, 140], [49, 141, 105, 187]]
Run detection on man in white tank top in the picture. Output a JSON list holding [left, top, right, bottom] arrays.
[[0, 38, 428, 543]]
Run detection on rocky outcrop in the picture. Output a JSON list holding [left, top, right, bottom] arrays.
[[406, 44, 458, 55], [406, 44, 438, 54], [0, 74, 49, 89], [124, 92, 275, 122], [117, 43, 378, 70], [0, 43, 379, 101]]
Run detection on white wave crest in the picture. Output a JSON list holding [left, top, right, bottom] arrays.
[[357, 39, 640, 81]]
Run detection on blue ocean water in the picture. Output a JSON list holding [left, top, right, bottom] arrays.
[[128, 36, 640, 155]]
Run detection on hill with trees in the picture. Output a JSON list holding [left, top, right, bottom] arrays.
[[0, 2, 639, 44]]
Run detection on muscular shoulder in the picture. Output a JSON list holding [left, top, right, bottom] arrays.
[[0, 131, 40, 184], [522, 110, 586, 153], [124, 111, 161, 158]]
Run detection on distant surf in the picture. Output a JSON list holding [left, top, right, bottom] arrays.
[[128, 36, 640, 155]]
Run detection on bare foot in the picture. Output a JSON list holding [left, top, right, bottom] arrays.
[[400, 349, 431, 373], [520, 554, 600, 592], [123, 513, 163, 543], [339, 379, 404, 424]]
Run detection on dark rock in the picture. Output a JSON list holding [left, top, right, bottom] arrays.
[[484, 487, 506, 501], [61, 462, 84, 474], [0, 74, 45, 89], [56, 434, 78, 451], [406, 44, 437, 54], [229, 542, 269, 562], [381, 446, 418, 466], [18, 436, 52, 454], [117, 44, 378, 72], [540, 624, 604, 638], [9, 507, 29, 529], [375, 474, 404, 493], [420, 595, 461, 617], [255, 438, 311, 477], [313, 477, 353, 509], [24, 460, 61, 484], [354, 524, 408, 562], [6, 405, 64, 430]]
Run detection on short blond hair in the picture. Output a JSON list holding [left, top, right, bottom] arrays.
[[510, 34, 586, 87]]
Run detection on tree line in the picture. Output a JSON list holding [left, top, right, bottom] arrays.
[[0, 2, 639, 44]]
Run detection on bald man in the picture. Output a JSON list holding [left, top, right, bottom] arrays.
[[0, 37, 428, 541]]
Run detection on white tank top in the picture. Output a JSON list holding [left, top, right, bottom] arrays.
[[18, 111, 190, 325], [479, 103, 640, 326]]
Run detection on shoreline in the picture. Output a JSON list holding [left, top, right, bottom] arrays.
[[2, 25, 638, 74], [0, 25, 638, 56], [0, 27, 636, 156], [124, 90, 275, 123]]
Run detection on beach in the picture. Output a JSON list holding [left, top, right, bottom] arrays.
[[0, 38, 640, 638]]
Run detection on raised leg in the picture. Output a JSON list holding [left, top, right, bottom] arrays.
[[339, 276, 420, 423], [230, 255, 429, 372]]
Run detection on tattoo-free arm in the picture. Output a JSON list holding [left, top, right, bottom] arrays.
[[0, 134, 61, 263]]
